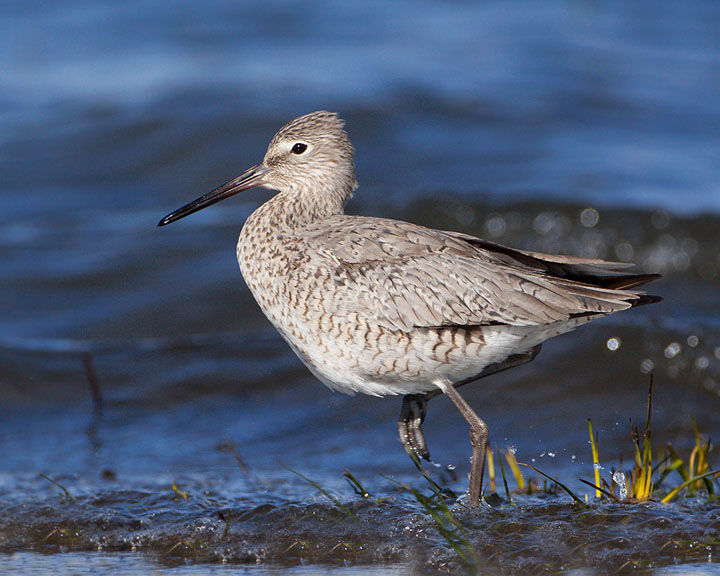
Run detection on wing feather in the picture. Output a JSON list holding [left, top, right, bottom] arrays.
[[297, 216, 657, 333]]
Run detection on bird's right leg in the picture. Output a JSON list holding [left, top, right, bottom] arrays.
[[439, 382, 488, 507], [397, 394, 431, 463]]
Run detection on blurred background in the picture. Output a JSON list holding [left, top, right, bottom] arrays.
[[1, 1, 719, 568]]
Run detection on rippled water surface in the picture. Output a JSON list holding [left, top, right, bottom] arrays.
[[2, 1, 720, 574]]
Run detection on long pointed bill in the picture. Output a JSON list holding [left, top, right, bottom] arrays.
[[158, 165, 268, 226]]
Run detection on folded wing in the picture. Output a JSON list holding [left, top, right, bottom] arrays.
[[297, 216, 660, 333]]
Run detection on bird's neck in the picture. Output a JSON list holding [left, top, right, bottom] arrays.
[[237, 186, 349, 285], [255, 186, 349, 230]]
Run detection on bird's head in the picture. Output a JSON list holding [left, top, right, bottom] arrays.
[[158, 111, 356, 226]]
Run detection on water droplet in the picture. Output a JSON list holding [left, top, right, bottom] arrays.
[[571, 454, 576, 462], [695, 356, 710, 370], [607, 337, 621, 351], [593, 463, 603, 470], [540, 451, 546, 458], [687, 335, 699, 348], [508, 445, 517, 454], [533, 212, 555, 235], [548, 452, 556, 458], [580, 208, 599, 228], [640, 358, 655, 374], [665, 342, 681, 359], [613, 471, 627, 500], [446, 464, 456, 471], [486, 215, 506, 237]]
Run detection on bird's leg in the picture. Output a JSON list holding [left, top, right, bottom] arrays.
[[397, 394, 431, 464], [439, 382, 488, 507]]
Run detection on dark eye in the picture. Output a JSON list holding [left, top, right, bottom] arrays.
[[291, 142, 308, 155]]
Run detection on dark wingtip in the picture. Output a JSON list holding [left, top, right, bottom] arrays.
[[632, 294, 663, 308], [602, 273, 662, 290]]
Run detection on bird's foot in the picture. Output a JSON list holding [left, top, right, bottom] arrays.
[[397, 394, 431, 464]]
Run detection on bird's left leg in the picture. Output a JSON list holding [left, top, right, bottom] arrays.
[[439, 382, 488, 507], [397, 394, 431, 463]]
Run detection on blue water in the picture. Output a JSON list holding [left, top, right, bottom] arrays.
[[3, 1, 720, 213], [1, 1, 720, 573]]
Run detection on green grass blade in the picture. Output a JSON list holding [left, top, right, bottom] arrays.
[[588, 419, 601, 498], [519, 463, 588, 508], [39, 473, 74, 502], [661, 469, 720, 503], [497, 444, 512, 505], [578, 478, 621, 502], [288, 467, 360, 525]]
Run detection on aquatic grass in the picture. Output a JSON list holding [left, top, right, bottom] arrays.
[[289, 464, 478, 565], [219, 508, 232, 539], [342, 468, 391, 504], [217, 439, 250, 474], [387, 474, 478, 571], [503, 448, 526, 492], [342, 468, 369, 498], [42, 528, 72, 542], [486, 445, 496, 493], [580, 387, 647, 502], [405, 451, 454, 498], [588, 419, 601, 498], [486, 446, 561, 501], [519, 463, 588, 507], [660, 421, 715, 499], [172, 480, 189, 499], [578, 477, 621, 502], [661, 469, 720, 503], [39, 473, 74, 502], [408, 486, 478, 570], [287, 467, 361, 525], [580, 376, 718, 504], [657, 420, 718, 503], [688, 420, 714, 495], [514, 377, 718, 507], [627, 377, 655, 500], [82, 352, 103, 415], [497, 445, 513, 504]]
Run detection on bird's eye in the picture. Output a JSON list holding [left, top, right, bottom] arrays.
[[291, 142, 308, 155]]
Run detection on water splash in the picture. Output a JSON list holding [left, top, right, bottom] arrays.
[[613, 471, 627, 500]]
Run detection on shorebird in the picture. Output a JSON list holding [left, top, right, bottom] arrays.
[[159, 111, 660, 506]]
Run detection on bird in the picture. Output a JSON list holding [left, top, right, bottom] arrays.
[[158, 111, 661, 506]]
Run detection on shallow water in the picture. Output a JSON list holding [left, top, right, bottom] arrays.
[[2, 0, 720, 574]]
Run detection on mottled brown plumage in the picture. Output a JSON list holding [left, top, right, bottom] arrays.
[[159, 111, 660, 506]]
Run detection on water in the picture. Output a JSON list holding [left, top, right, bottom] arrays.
[[2, 1, 720, 573]]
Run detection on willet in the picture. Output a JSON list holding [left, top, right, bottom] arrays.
[[159, 111, 661, 506]]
